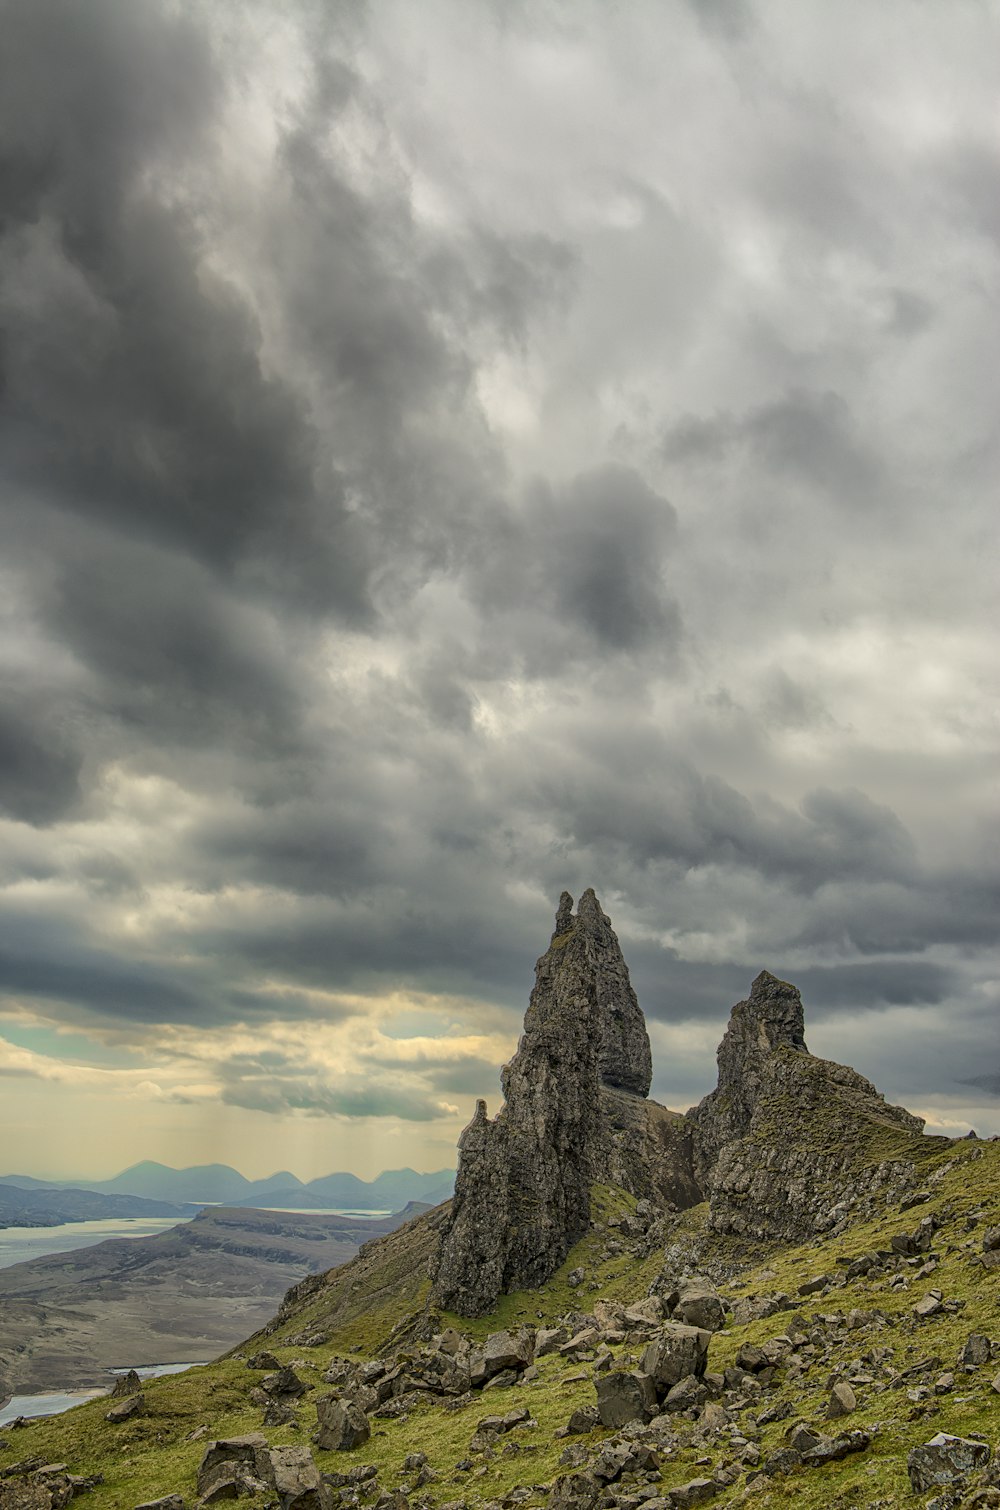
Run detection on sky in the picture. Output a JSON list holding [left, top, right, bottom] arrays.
[[0, 0, 997, 1183]]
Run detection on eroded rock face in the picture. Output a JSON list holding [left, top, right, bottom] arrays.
[[433, 899, 932, 1312], [432, 890, 658, 1315], [689, 970, 928, 1242]]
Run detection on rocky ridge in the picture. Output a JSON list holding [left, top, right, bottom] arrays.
[[432, 891, 692, 1316], [435, 893, 934, 1317], [689, 970, 930, 1244], [2, 1141, 998, 1510]]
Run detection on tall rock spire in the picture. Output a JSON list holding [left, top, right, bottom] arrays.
[[574, 888, 653, 1097], [432, 889, 653, 1316]]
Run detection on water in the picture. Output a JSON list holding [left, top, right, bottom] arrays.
[[0, 1389, 103, 1425], [0, 1364, 203, 1426], [0, 1216, 188, 1270], [249, 1206, 392, 1217]]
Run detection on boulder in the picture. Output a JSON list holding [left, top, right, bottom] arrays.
[[907, 1434, 991, 1492], [481, 1328, 534, 1377], [548, 1472, 603, 1510], [663, 1374, 707, 1412], [640, 1324, 711, 1391], [592, 1442, 636, 1483], [673, 1290, 724, 1333], [827, 1381, 857, 1418], [666, 1480, 717, 1507], [785, 1422, 825, 1453], [313, 1398, 371, 1452], [196, 1436, 271, 1504], [266, 1445, 333, 1510], [111, 1369, 143, 1397], [535, 1327, 568, 1357], [623, 1298, 666, 1329], [260, 1366, 310, 1398], [134, 1498, 184, 1510], [594, 1370, 658, 1427], [105, 1392, 144, 1423], [801, 1431, 870, 1466], [246, 1351, 282, 1371], [0, 1477, 75, 1510], [961, 1334, 992, 1368]]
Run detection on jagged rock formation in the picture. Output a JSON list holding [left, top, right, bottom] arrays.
[[433, 890, 684, 1316], [595, 1088, 701, 1211], [689, 970, 928, 1241], [433, 898, 934, 1315]]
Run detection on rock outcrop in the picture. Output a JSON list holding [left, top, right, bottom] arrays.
[[432, 890, 677, 1315], [689, 970, 928, 1241], [433, 897, 933, 1314]]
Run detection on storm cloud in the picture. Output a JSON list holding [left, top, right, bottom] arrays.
[[0, 0, 997, 1178]]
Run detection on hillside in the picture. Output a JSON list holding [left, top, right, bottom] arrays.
[[0, 1164, 455, 1210], [0, 1206, 423, 1398], [1, 892, 995, 1509], [0, 1182, 194, 1228], [0, 1143, 996, 1508]]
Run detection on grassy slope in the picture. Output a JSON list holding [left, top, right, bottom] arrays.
[[1, 1141, 997, 1509]]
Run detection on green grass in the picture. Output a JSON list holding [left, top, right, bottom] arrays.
[[2, 1143, 997, 1508]]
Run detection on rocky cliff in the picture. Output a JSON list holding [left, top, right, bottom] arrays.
[[434, 895, 934, 1316], [689, 970, 929, 1241], [432, 890, 696, 1316]]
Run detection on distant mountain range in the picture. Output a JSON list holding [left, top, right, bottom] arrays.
[[0, 1181, 195, 1228], [0, 1162, 455, 1211]]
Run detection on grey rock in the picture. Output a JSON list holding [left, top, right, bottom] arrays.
[[261, 1398, 298, 1428], [246, 1351, 282, 1371], [565, 1406, 600, 1435], [313, 1397, 371, 1452], [432, 891, 666, 1315], [641, 1324, 711, 1391], [559, 1328, 600, 1358], [196, 1436, 271, 1504], [134, 1498, 184, 1510], [105, 1392, 144, 1423], [961, 1333, 992, 1367], [785, 1422, 825, 1453], [594, 1371, 658, 1427], [827, 1381, 857, 1418], [110, 1369, 143, 1397], [673, 1290, 724, 1333], [535, 1327, 568, 1357], [267, 1445, 333, 1510], [689, 971, 925, 1243], [260, 1366, 310, 1399], [591, 1442, 636, 1483], [907, 1434, 991, 1492], [481, 1329, 534, 1376], [622, 1298, 666, 1329], [762, 1448, 801, 1476], [559, 1444, 588, 1469], [663, 1374, 707, 1412], [801, 1430, 870, 1466], [547, 1472, 602, 1510], [666, 1479, 716, 1507]]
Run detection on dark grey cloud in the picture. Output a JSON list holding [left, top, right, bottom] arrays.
[[0, 686, 83, 825], [468, 464, 681, 676], [0, 0, 996, 1149]]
